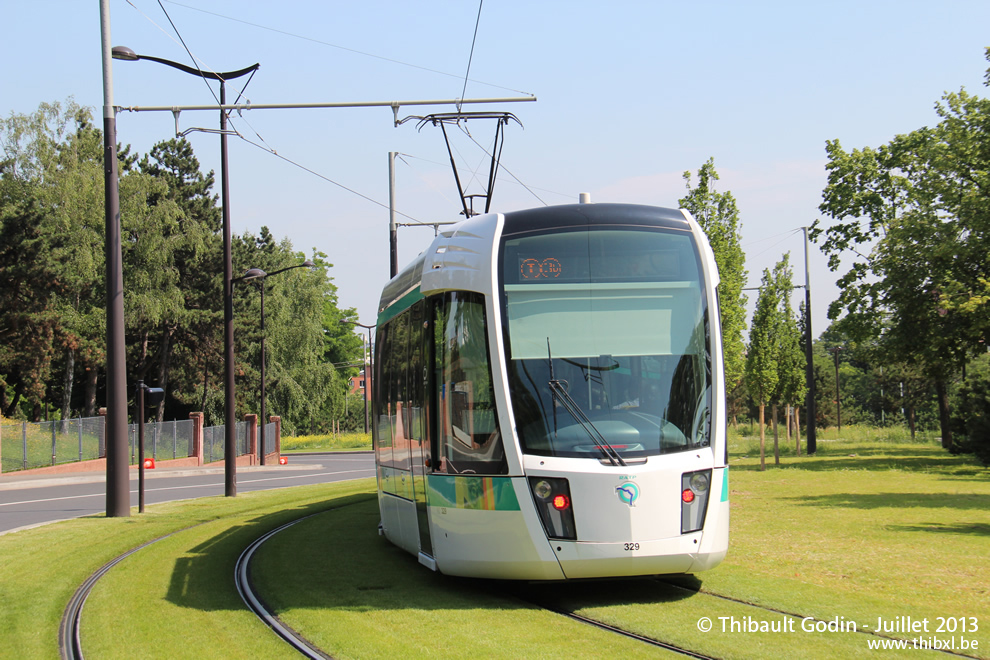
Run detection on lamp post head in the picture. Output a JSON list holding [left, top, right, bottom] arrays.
[[111, 46, 140, 61], [240, 268, 267, 282], [302, 260, 316, 268]]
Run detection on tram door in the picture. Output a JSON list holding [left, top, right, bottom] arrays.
[[408, 301, 433, 557]]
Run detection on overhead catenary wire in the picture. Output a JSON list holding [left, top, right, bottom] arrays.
[[123, 1, 542, 227], [457, 0, 485, 113], [745, 228, 803, 261], [456, 125, 548, 207], [126, 0, 432, 225], [162, 0, 533, 97]]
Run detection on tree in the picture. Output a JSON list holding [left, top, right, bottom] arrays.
[[951, 353, 990, 465], [138, 137, 221, 422], [745, 259, 788, 470], [0, 100, 112, 420], [679, 158, 748, 418], [232, 233, 359, 435], [814, 49, 990, 450], [773, 258, 807, 459]]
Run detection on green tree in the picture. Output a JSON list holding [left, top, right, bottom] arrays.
[[138, 137, 221, 422], [233, 233, 358, 435], [814, 49, 990, 450], [679, 158, 748, 418], [0, 100, 123, 419], [951, 353, 990, 465], [745, 259, 787, 470], [771, 256, 806, 460]]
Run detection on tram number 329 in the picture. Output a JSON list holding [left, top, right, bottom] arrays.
[[623, 542, 640, 551]]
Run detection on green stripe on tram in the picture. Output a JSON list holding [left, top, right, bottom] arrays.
[[377, 285, 424, 326], [721, 467, 729, 502], [428, 475, 521, 511]]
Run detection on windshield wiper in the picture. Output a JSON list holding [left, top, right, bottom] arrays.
[[547, 340, 625, 467]]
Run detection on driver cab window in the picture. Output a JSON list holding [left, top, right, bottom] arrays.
[[433, 291, 507, 475]]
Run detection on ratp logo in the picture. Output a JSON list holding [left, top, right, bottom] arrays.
[[616, 482, 639, 507]]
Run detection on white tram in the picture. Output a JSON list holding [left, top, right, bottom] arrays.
[[372, 202, 729, 580]]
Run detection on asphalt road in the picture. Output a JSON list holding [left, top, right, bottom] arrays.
[[0, 452, 375, 536]]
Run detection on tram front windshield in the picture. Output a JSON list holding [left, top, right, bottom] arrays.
[[500, 227, 711, 459]]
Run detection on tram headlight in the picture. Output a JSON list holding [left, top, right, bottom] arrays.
[[528, 477, 577, 540], [681, 469, 712, 534], [533, 479, 554, 500], [689, 472, 710, 493]]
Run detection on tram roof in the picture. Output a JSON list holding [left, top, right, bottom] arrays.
[[501, 203, 690, 235], [377, 203, 694, 323]]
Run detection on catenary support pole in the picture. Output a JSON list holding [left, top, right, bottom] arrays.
[[389, 152, 398, 279], [220, 80, 238, 497], [100, 0, 130, 516], [803, 226, 817, 455]]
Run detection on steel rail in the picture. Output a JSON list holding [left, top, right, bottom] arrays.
[[657, 579, 982, 660], [234, 514, 331, 659], [59, 534, 179, 660]]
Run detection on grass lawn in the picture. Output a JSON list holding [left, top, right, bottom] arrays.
[[249, 429, 989, 658], [0, 425, 986, 658], [280, 431, 371, 453]]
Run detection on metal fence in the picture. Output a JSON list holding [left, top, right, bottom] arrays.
[[1, 417, 109, 472], [201, 421, 249, 464], [0, 416, 253, 473], [128, 419, 195, 464]]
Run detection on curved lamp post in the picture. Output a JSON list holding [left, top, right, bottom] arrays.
[[238, 260, 315, 464], [340, 320, 375, 433], [112, 46, 259, 497]]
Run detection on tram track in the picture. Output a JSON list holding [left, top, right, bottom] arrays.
[[529, 597, 718, 659], [233, 513, 332, 659], [57, 505, 351, 660], [654, 578, 983, 660], [59, 531, 186, 660]]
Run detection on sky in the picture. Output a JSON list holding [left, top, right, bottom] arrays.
[[4, 1, 990, 338]]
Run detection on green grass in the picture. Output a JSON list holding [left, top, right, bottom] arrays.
[[280, 431, 372, 453], [0, 481, 375, 659], [1, 427, 987, 658], [245, 432, 989, 659]]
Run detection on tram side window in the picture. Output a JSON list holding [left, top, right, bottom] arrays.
[[390, 311, 412, 472], [373, 324, 393, 465], [434, 292, 507, 475]]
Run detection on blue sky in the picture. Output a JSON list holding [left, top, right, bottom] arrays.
[[4, 1, 990, 335]]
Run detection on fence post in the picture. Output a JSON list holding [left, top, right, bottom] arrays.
[[98, 407, 107, 458], [51, 421, 57, 466], [189, 412, 204, 466], [78, 416, 84, 462], [245, 414, 258, 465], [270, 415, 282, 461], [22, 421, 27, 471]]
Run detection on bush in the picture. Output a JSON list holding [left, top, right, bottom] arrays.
[[950, 353, 990, 465]]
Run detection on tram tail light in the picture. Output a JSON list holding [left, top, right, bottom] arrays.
[[681, 469, 712, 533], [529, 477, 577, 540]]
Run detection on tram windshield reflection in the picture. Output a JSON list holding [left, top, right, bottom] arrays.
[[501, 227, 712, 459]]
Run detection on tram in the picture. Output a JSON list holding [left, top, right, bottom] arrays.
[[372, 201, 728, 580]]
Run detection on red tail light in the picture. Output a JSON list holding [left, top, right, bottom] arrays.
[[552, 494, 570, 510], [681, 488, 695, 503]]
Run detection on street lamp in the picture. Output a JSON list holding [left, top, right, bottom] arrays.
[[112, 46, 259, 497], [829, 346, 845, 433], [135, 381, 165, 513], [340, 320, 375, 434], [238, 261, 315, 464]]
